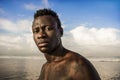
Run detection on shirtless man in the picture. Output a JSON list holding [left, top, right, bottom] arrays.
[[32, 8, 101, 80]]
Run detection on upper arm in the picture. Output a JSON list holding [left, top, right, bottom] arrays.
[[68, 60, 101, 80]]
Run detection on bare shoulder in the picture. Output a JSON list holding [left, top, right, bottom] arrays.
[[65, 51, 101, 80]]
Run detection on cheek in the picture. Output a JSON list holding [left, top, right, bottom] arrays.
[[46, 31, 55, 37], [47, 31, 58, 39], [49, 32, 60, 45], [47, 29, 60, 38], [33, 35, 37, 43]]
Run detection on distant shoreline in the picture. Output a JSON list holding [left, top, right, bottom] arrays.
[[0, 56, 120, 62]]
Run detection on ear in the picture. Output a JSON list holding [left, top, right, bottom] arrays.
[[59, 27, 63, 37]]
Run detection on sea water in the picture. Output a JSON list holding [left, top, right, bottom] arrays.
[[0, 56, 120, 80]]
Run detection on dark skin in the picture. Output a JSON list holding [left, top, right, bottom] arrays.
[[32, 15, 101, 80]]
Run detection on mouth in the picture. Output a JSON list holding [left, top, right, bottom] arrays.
[[37, 39, 49, 47], [38, 42, 48, 47]]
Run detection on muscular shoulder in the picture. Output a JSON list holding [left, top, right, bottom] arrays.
[[66, 51, 101, 80]]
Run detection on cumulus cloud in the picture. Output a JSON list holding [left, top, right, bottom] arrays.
[[70, 25, 120, 46], [0, 33, 39, 56], [24, 3, 40, 10], [62, 25, 120, 57], [0, 18, 32, 33], [0, 33, 33, 49], [0, 18, 120, 57], [0, 18, 39, 55]]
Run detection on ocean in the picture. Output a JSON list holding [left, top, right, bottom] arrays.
[[0, 56, 120, 80]]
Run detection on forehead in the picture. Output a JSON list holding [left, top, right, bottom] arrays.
[[33, 15, 57, 25]]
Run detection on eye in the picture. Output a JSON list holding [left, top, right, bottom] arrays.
[[33, 27, 39, 33], [45, 26, 54, 31]]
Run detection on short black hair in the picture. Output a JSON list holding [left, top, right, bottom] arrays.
[[34, 8, 61, 28]]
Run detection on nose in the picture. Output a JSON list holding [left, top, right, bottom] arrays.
[[37, 30, 46, 39]]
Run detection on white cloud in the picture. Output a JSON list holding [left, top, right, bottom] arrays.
[[42, 0, 50, 8], [0, 33, 38, 55], [0, 18, 38, 55], [24, 0, 50, 11], [70, 25, 120, 46], [0, 18, 15, 32], [24, 3, 40, 10], [62, 25, 120, 57], [0, 18, 120, 57], [0, 18, 32, 33]]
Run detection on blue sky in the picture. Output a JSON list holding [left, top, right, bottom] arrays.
[[0, 0, 120, 57], [0, 0, 120, 30]]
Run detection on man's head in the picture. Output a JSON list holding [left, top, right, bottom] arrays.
[[32, 8, 63, 54], [34, 8, 63, 36]]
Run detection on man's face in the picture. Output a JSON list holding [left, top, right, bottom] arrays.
[[32, 15, 61, 53]]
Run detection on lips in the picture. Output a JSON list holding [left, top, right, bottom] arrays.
[[38, 42, 48, 47], [37, 40, 49, 47]]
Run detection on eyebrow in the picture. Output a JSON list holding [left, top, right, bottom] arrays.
[[32, 22, 40, 28], [33, 24, 55, 29]]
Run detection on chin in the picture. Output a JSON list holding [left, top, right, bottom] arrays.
[[39, 47, 51, 53]]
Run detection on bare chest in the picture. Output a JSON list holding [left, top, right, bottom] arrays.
[[38, 62, 72, 80]]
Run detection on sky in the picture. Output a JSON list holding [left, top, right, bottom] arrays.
[[0, 0, 120, 58]]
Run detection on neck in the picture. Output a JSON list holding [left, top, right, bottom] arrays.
[[44, 43, 66, 63]]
